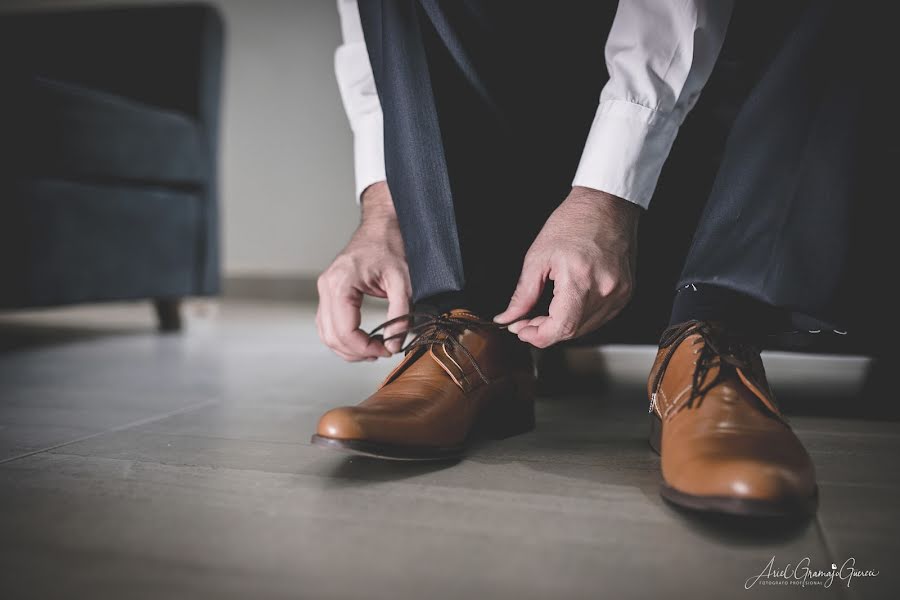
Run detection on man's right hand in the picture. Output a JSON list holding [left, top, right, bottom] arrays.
[[316, 182, 412, 361]]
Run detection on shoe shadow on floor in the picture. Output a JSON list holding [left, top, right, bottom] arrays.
[[661, 503, 815, 544], [319, 455, 461, 489], [314, 384, 640, 488], [484, 390, 815, 545]]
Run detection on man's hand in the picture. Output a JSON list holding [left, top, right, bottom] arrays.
[[493, 186, 640, 348], [317, 182, 412, 361]]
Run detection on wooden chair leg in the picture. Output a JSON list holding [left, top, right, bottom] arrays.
[[153, 298, 183, 332]]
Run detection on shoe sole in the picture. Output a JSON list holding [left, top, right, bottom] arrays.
[[649, 413, 818, 517], [310, 374, 535, 461]]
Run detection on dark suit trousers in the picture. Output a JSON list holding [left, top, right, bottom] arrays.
[[357, 1, 884, 343]]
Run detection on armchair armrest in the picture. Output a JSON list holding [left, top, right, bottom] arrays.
[[0, 3, 224, 135]]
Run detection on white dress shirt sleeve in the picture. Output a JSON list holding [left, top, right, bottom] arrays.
[[335, 0, 385, 202], [573, 0, 734, 208]]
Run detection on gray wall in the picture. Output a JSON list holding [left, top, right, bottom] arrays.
[[1, 0, 359, 279]]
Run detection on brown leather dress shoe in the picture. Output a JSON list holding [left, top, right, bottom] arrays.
[[647, 320, 818, 516], [312, 309, 535, 460]]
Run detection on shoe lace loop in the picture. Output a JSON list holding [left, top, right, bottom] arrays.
[[650, 321, 760, 413], [368, 312, 506, 384]]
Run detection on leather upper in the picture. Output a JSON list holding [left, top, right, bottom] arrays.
[[317, 310, 534, 448], [648, 321, 817, 502]]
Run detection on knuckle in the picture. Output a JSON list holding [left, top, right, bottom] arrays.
[[568, 258, 593, 281], [387, 268, 411, 290], [606, 274, 633, 298], [321, 265, 349, 289], [598, 279, 617, 297], [522, 253, 540, 269], [331, 254, 357, 274], [599, 274, 628, 298]]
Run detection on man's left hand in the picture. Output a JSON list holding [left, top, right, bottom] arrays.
[[493, 186, 641, 348]]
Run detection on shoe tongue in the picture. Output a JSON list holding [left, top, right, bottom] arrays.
[[685, 324, 783, 418], [377, 309, 491, 391], [377, 333, 475, 393]]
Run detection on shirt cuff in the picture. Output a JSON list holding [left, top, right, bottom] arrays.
[[572, 99, 681, 209], [352, 111, 386, 203]]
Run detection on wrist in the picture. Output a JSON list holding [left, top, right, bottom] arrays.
[[360, 181, 397, 222], [360, 181, 397, 228], [567, 186, 641, 229]]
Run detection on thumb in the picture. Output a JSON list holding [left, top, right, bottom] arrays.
[[494, 259, 546, 324], [383, 275, 411, 354]]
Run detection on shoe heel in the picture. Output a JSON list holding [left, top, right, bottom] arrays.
[[472, 373, 536, 440], [649, 412, 662, 455]]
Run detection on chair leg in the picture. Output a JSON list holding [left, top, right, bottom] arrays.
[[153, 298, 183, 332]]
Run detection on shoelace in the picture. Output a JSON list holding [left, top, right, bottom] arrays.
[[368, 312, 507, 384], [649, 320, 761, 414]]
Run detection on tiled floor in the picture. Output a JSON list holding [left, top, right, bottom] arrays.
[[0, 301, 896, 599]]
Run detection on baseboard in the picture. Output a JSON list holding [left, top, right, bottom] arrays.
[[223, 275, 318, 302]]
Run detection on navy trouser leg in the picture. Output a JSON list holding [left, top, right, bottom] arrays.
[[356, 0, 465, 306], [675, 0, 882, 336]]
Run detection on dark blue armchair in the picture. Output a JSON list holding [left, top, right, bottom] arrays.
[[0, 4, 224, 330]]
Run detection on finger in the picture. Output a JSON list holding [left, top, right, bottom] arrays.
[[508, 315, 547, 335], [575, 304, 617, 338], [383, 273, 411, 354], [519, 274, 586, 348], [493, 258, 547, 324], [324, 283, 390, 359], [525, 315, 549, 328], [507, 318, 532, 335], [335, 297, 390, 358], [319, 319, 362, 361], [315, 304, 328, 346], [333, 347, 377, 363], [317, 308, 357, 363], [514, 324, 540, 345], [316, 289, 345, 356], [571, 275, 633, 338], [332, 347, 356, 362], [323, 313, 379, 362], [512, 315, 547, 335], [573, 293, 629, 339]]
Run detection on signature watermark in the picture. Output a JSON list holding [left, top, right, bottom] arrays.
[[745, 556, 879, 589]]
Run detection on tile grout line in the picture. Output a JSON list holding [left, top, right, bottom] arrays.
[[0, 398, 221, 466]]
